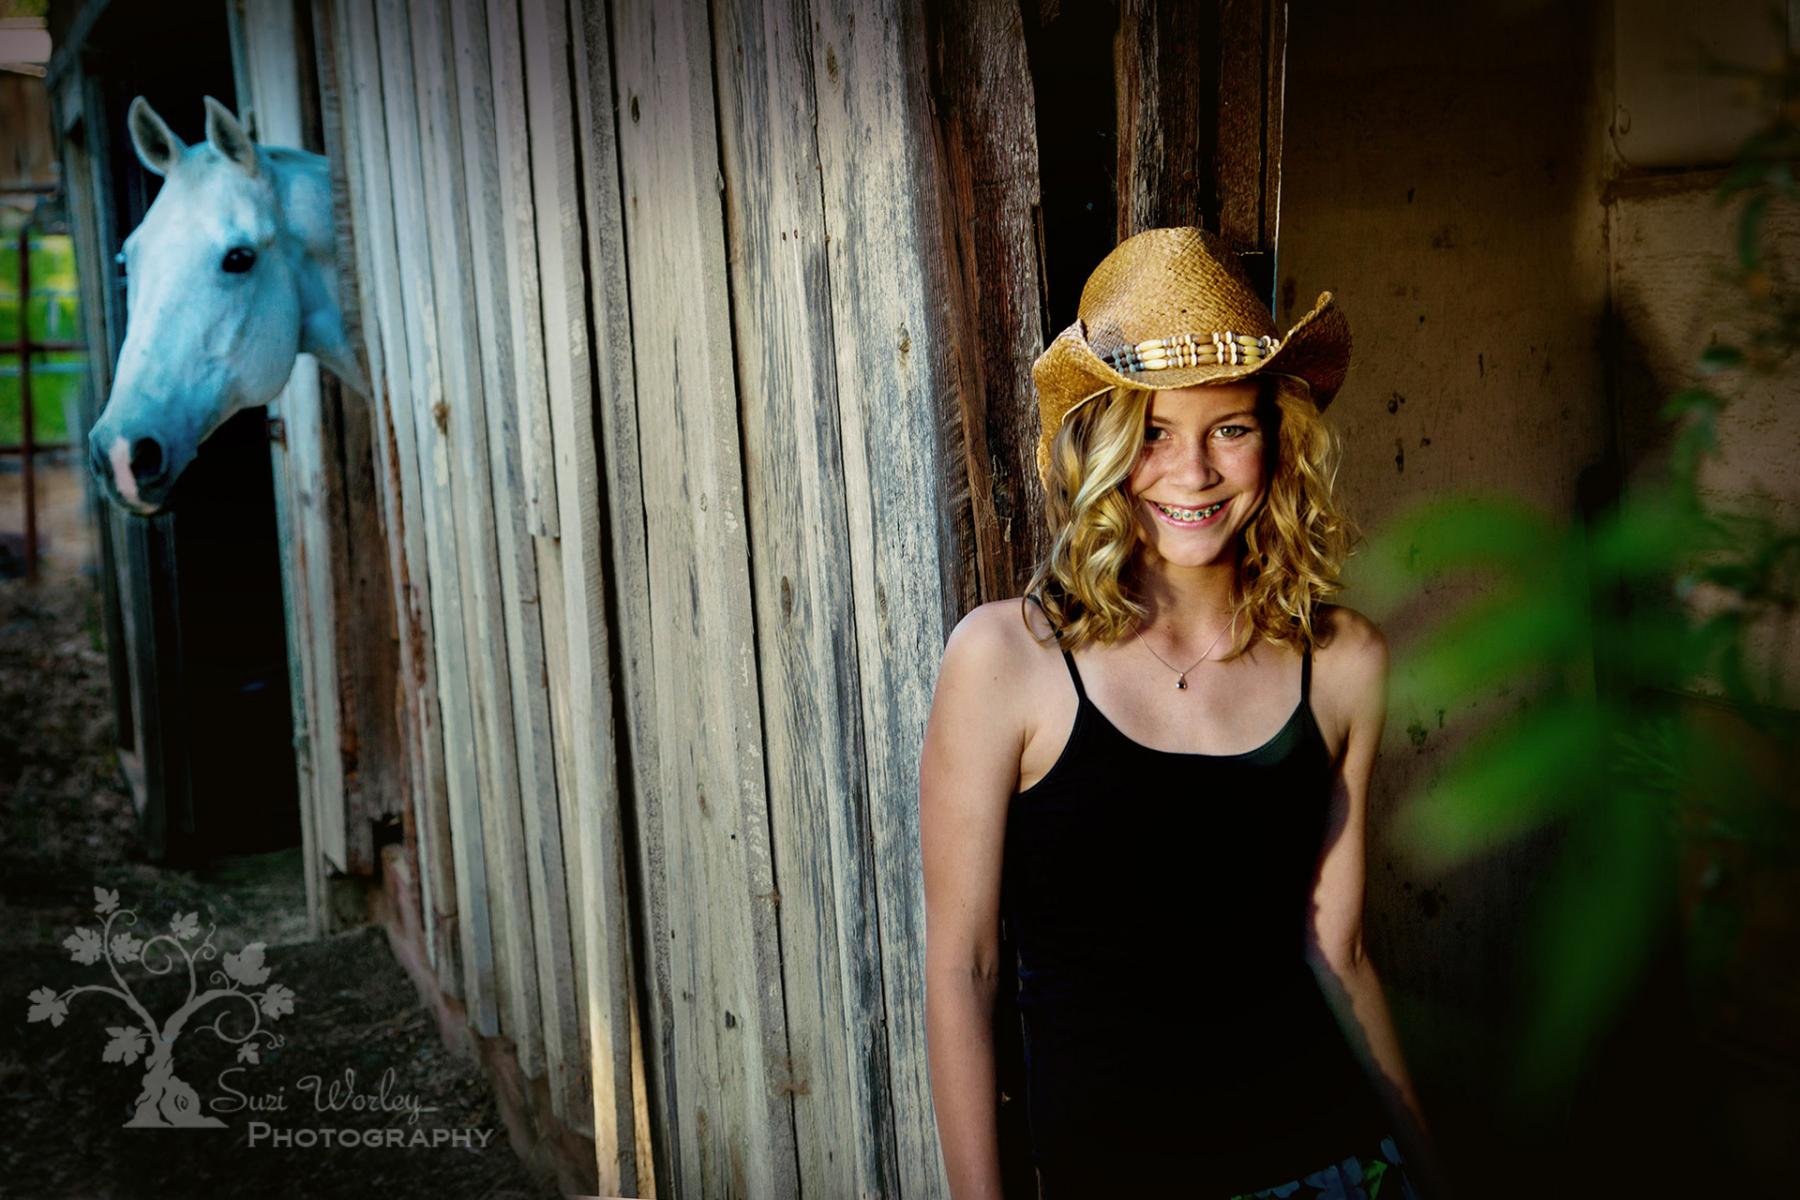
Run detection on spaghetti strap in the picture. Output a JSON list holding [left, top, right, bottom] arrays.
[[1024, 593, 1088, 705], [1061, 648, 1088, 703], [1301, 643, 1313, 703]]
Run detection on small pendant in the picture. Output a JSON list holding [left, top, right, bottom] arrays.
[[1175, 673, 1187, 690]]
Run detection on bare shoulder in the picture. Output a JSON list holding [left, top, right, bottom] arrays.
[[925, 597, 1061, 800], [949, 593, 1058, 654], [937, 596, 1058, 697], [1311, 606, 1389, 748], [1316, 605, 1387, 672]]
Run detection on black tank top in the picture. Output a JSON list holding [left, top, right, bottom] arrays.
[[1000, 604, 1389, 1192]]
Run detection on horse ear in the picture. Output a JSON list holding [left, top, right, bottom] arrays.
[[202, 96, 259, 177], [127, 97, 186, 177]]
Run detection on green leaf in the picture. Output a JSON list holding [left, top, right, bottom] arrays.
[[1695, 561, 1758, 591], [1394, 700, 1608, 869], [1585, 607, 1698, 696], [1658, 387, 1723, 420], [1356, 495, 1559, 611], [1606, 715, 1691, 805], [1585, 490, 1711, 579], [1512, 794, 1672, 1104], [1688, 610, 1746, 684], [1698, 343, 1745, 373], [1389, 584, 1588, 714], [1717, 637, 1757, 708]]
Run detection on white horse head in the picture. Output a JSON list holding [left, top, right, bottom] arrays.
[[88, 95, 363, 515]]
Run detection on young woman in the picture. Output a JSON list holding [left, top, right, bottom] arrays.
[[921, 228, 1442, 1198]]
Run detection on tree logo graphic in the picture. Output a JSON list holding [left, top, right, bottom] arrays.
[[26, 887, 297, 1128]]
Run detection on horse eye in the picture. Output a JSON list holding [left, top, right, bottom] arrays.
[[222, 247, 257, 274]]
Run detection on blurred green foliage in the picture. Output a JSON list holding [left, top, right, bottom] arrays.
[[0, 230, 84, 446], [1361, 49, 1800, 1104]]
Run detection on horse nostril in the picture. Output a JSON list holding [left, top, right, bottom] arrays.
[[129, 436, 167, 484]]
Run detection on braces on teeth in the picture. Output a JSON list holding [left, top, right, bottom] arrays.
[[1157, 501, 1223, 522]]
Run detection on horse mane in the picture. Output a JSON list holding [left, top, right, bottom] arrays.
[[263, 144, 324, 169]]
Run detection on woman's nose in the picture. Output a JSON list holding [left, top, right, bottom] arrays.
[[1173, 435, 1219, 481]]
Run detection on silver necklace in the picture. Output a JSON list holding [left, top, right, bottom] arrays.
[[1132, 612, 1237, 690]]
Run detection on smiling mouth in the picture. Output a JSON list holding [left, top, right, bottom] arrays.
[[1151, 498, 1227, 526]]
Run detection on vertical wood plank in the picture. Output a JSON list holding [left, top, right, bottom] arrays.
[[566, 0, 665, 1177], [528, 534, 598, 1132], [309, 0, 407, 865], [1115, 0, 1216, 238], [370, 0, 501, 1035], [483, 0, 560, 542], [707, 0, 899, 1194], [520, 0, 643, 1186], [328, 0, 455, 967], [610, 0, 797, 1194], [405, 0, 535, 1065], [811, 0, 974, 1192], [479, 0, 592, 1126], [238, 0, 349, 880], [1215, 0, 1286, 302], [921, 0, 1050, 598], [340, 0, 463, 998], [1263, 0, 1286, 273], [445, 0, 585, 1089]]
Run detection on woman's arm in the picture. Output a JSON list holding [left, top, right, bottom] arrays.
[[919, 603, 1028, 1200], [1306, 611, 1454, 1198]]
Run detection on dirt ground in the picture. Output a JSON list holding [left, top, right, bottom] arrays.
[[0, 465, 559, 1199]]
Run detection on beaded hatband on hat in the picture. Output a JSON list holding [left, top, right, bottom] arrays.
[[1031, 226, 1351, 490]]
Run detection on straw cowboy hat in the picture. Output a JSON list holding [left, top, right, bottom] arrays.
[[1031, 226, 1351, 489]]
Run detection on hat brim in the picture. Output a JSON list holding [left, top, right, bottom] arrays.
[[1032, 291, 1351, 489]]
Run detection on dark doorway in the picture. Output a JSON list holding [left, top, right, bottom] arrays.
[[79, 1, 300, 862]]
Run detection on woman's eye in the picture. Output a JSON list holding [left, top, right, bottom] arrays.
[[1215, 424, 1252, 439], [1143, 427, 1167, 443]]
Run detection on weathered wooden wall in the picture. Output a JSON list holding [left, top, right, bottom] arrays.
[[222, 0, 1287, 1195]]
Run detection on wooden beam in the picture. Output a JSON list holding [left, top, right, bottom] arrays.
[[922, 0, 1051, 600], [403, 0, 534, 1063], [1217, 0, 1286, 302], [368, 0, 502, 1035], [1115, 0, 1216, 238], [811, 0, 974, 1192], [326, 0, 452, 958], [460, 0, 589, 1126], [339, 0, 464, 1000], [522, 0, 644, 1186], [708, 0, 902, 1193], [611, 0, 797, 1192], [309, 0, 406, 871]]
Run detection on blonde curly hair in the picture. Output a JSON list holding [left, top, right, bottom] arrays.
[[1021, 375, 1355, 657]]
